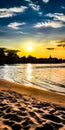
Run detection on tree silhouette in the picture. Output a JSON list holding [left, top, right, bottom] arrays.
[[0, 48, 6, 64], [20, 56, 27, 63], [27, 55, 37, 63], [6, 50, 20, 64], [0, 47, 64, 64]]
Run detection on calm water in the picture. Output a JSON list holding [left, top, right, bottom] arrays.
[[0, 63, 65, 94]]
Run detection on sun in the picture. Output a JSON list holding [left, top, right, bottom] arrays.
[[26, 45, 33, 52]]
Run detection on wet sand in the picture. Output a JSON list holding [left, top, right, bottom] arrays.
[[0, 80, 65, 130]]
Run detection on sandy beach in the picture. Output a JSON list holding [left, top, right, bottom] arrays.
[[0, 80, 65, 130]]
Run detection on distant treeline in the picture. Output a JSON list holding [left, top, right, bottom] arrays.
[[0, 48, 65, 64]]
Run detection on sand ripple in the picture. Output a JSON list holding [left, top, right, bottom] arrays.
[[0, 90, 65, 130]]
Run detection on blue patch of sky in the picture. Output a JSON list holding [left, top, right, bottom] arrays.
[[0, 0, 65, 38]]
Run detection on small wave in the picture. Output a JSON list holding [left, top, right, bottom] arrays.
[[39, 78, 65, 89], [18, 78, 65, 94]]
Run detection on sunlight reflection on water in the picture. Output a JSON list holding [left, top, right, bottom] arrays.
[[0, 63, 65, 94], [25, 64, 33, 86]]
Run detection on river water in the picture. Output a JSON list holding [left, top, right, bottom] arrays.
[[0, 63, 65, 94]]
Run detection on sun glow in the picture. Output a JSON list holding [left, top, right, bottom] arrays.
[[26, 45, 33, 52]]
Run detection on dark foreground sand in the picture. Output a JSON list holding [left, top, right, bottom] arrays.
[[0, 80, 65, 130]]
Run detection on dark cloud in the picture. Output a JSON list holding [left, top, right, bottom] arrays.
[[57, 44, 65, 47], [6, 49, 20, 53], [0, 47, 6, 50], [46, 47, 55, 50], [57, 40, 65, 47]]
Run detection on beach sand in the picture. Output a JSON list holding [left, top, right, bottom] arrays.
[[0, 80, 65, 130]]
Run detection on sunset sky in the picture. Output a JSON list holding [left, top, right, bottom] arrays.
[[0, 0, 65, 58]]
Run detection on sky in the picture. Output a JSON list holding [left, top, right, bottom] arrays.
[[0, 0, 65, 58]]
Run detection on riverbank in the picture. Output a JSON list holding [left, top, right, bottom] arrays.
[[0, 80, 65, 129], [0, 80, 65, 107]]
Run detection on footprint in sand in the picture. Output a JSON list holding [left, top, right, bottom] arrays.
[[0, 90, 65, 130]]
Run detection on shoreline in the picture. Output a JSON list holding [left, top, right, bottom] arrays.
[[0, 79, 65, 107]]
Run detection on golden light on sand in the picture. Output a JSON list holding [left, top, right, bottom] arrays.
[[26, 45, 33, 52]]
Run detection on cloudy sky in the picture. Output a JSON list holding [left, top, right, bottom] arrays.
[[0, 0, 65, 58]]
